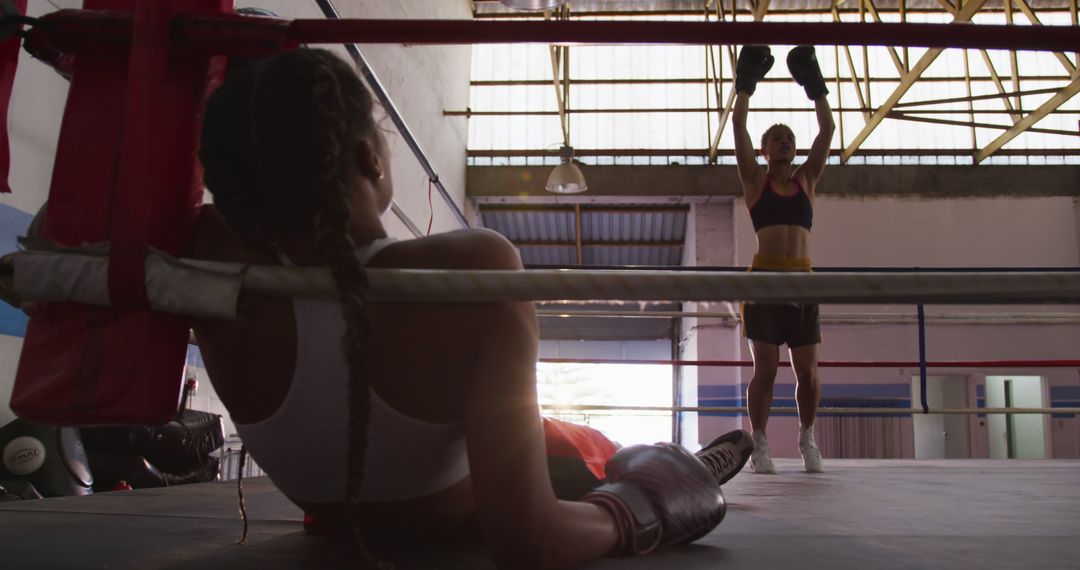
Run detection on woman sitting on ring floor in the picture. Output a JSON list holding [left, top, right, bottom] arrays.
[[190, 48, 750, 568]]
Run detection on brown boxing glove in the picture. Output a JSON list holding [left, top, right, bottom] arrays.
[[583, 443, 726, 556]]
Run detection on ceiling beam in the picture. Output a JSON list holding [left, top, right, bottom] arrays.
[[886, 111, 1078, 137], [978, 49, 1023, 123], [753, 0, 772, 21], [707, 53, 738, 164], [1073, 0, 1079, 72], [468, 165, 1080, 200], [468, 148, 1079, 159], [449, 106, 1075, 115], [934, 0, 958, 15], [708, 0, 760, 164], [863, 0, 907, 75], [975, 75, 1080, 163], [891, 86, 1062, 108], [470, 74, 1072, 87], [841, 0, 989, 162], [834, 4, 871, 120], [1013, 0, 1078, 77]]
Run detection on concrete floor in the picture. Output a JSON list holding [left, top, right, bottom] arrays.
[[1, 459, 1078, 569]]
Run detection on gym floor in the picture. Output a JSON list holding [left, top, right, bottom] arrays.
[[2, 459, 1077, 569]]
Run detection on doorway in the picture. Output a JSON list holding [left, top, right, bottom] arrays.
[[985, 376, 1047, 459], [911, 375, 970, 459]]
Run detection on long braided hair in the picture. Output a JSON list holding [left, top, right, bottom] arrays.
[[200, 48, 384, 565]]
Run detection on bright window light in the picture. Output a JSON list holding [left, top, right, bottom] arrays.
[[537, 362, 674, 446]]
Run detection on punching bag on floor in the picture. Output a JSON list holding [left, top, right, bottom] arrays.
[[0, 418, 93, 497]]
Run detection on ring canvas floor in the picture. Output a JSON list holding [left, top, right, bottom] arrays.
[[1, 459, 1077, 569]]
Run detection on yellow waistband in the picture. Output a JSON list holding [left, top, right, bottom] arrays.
[[750, 254, 812, 272]]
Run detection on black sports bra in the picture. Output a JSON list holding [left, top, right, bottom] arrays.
[[749, 177, 813, 232]]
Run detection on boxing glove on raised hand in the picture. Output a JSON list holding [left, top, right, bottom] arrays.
[[583, 443, 726, 556], [787, 45, 829, 100], [735, 45, 774, 96]]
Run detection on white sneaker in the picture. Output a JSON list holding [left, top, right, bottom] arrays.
[[799, 426, 824, 473], [750, 430, 776, 474], [695, 429, 754, 485]]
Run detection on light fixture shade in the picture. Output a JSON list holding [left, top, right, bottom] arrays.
[[546, 161, 587, 194], [499, 0, 568, 11]]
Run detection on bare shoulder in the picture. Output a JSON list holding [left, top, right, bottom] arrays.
[[792, 167, 819, 197], [189, 205, 276, 264], [741, 166, 766, 206], [373, 228, 522, 271], [189, 204, 284, 334]]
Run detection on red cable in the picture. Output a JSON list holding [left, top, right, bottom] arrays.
[[540, 358, 1080, 368], [426, 178, 434, 236]]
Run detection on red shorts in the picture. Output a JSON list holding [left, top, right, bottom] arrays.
[[543, 417, 619, 500]]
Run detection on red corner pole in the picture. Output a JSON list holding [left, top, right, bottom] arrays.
[[28, 13, 1080, 53], [12, 0, 232, 426], [279, 19, 1080, 52], [0, 0, 28, 194]]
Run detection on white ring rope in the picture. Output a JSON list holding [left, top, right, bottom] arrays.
[[290, 268, 1080, 304], [8, 247, 1080, 319]]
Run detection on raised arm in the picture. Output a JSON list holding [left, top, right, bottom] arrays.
[[733, 46, 774, 197], [797, 96, 835, 188], [786, 46, 835, 190], [732, 93, 760, 190]]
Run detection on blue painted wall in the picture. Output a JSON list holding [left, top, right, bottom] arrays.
[[0, 204, 32, 337], [700, 382, 912, 418]]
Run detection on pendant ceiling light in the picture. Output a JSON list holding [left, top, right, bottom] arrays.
[[546, 146, 587, 194], [499, 0, 568, 10]]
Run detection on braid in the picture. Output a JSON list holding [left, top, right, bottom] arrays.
[[201, 49, 386, 567], [296, 56, 384, 567]]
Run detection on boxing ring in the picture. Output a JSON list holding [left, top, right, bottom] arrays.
[[0, 459, 1076, 569], [1, 1, 1079, 569]]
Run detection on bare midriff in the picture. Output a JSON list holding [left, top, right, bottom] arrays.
[[755, 224, 811, 260]]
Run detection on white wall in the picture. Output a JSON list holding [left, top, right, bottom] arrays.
[[682, 200, 747, 447], [0, 1, 73, 426], [1073, 197, 1080, 265], [227, 0, 474, 236], [678, 203, 700, 446], [735, 195, 1080, 268], [0, 337, 23, 427]]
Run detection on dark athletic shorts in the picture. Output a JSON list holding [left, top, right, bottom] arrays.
[[742, 302, 821, 348]]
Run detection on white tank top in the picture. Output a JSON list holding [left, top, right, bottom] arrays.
[[235, 238, 470, 503]]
